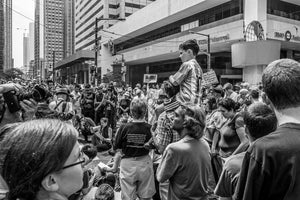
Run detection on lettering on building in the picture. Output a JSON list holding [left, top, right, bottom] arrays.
[[274, 30, 300, 42], [198, 34, 230, 45]]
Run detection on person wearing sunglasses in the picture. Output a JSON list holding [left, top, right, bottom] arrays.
[[0, 119, 85, 200]]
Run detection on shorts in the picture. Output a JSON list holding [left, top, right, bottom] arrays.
[[120, 155, 156, 200]]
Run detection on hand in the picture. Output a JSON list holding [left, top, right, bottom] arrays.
[[0, 83, 22, 94], [20, 99, 38, 121]]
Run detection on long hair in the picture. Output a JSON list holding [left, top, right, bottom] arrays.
[[0, 119, 78, 200]]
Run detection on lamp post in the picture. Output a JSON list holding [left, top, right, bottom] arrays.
[[94, 17, 125, 84], [189, 31, 211, 70]]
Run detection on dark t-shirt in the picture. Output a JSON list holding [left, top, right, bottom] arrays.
[[218, 114, 244, 157], [81, 93, 95, 110], [234, 123, 300, 200], [119, 98, 131, 115], [215, 152, 246, 197], [114, 122, 151, 158]]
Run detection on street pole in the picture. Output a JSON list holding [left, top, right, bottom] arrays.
[[52, 51, 55, 83], [189, 31, 211, 70], [95, 18, 99, 86], [207, 34, 211, 70], [94, 17, 125, 85]]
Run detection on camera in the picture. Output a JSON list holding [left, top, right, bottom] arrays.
[[3, 85, 51, 113]]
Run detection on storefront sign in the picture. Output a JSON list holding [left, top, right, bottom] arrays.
[[274, 30, 300, 42], [198, 34, 230, 45]]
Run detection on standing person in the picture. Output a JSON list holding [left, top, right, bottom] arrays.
[[157, 104, 211, 200], [49, 87, 74, 121], [152, 80, 181, 200], [217, 98, 248, 158], [214, 102, 277, 200], [95, 87, 117, 128], [80, 84, 96, 121], [223, 83, 239, 102], [234, 59, 300, 200], [114, 99, 156, 200], [169, 39, 203, 104], [118, 91, 131, 117], [71, 84, 82, 114]]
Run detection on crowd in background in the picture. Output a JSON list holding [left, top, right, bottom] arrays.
[[0, 39, 300, 200]]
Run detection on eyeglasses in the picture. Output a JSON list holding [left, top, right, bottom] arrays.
[[62, 151, 86, 170]]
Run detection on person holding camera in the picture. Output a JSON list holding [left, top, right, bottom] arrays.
[[156, 104, 211, 200], [49, 87, 74, 122], [0, 83, 38, 127]]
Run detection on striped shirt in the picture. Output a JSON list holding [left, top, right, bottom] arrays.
[[155, 98, 181, 146], [169, 59, 203, 105]]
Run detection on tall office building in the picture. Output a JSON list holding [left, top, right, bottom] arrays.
[[23, 34, 29, 69], [35, 0, 64, 79], [28, 23, 34, 62], [0, 0, 12, 73], [75, 0, 155, 51], [44, 0, 64, 72], [34, 0, 43, 78], [64, 0, 75, 58]]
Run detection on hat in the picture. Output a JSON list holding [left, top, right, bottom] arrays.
[[239, 89, 249, 95], [135, 89, 142, 94], [56, 87, 69, 95]]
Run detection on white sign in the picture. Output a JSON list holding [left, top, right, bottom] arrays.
[[202, 70, 219, 87], [143, 74, 157, 83]]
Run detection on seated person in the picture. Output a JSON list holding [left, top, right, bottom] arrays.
[[91, 117, 113, 152]]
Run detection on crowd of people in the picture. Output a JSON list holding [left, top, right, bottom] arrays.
[[0, 39, 300, 200]]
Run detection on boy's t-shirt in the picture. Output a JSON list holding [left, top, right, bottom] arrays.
[[114, 122, 151, 158]]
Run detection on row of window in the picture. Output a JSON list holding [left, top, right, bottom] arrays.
[[75, 36, 102, 51], [115, 0, 243, 52], [76, 5, 104, 31], [267, 0, 300, 21], [125, 2, 145, 9], [75, 25, 103, 45], [78, 0, 102, 21]]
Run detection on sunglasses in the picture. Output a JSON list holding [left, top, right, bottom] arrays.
[[62, 151, 86, 170]]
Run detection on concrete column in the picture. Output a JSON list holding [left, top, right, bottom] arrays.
[[244, 0, 267, 38], [287, 50, 293, 59], [243, 65, 264, 85]]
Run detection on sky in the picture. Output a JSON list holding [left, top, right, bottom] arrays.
[[12, 0, 35, 68]]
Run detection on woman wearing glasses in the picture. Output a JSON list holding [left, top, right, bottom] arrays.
[[0, 119, 85, 200]]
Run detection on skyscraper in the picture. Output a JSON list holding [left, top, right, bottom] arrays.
[[44, 0, 64, 72], [23, 34, 29, 69], [34, 0, 43, 78], [28, 22, 34, 62], [0, 0, 12, 73], [75, 0, 155, 51], [64, 0, 75, 58], [35, 0, 64, 79]]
